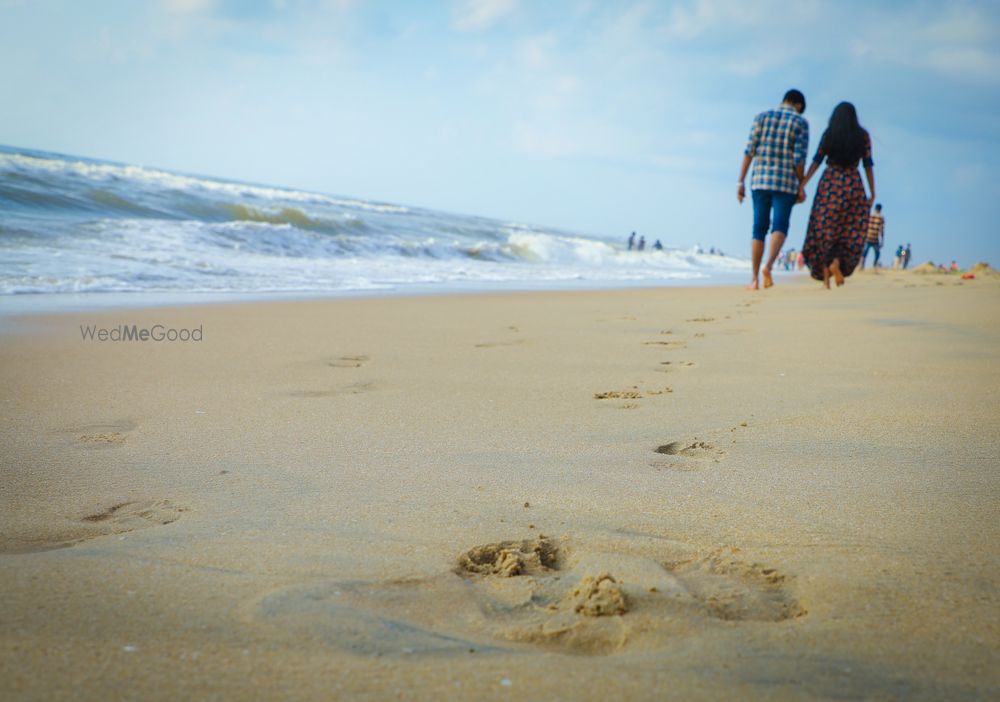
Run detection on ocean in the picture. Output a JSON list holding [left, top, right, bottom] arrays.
[[0, 144, 747, 310]]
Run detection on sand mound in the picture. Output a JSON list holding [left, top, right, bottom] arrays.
[[561, 572, 628, 616], [456, 537, 560, 577], [969, 262, 999, 277], [911, 262, 944, 274]]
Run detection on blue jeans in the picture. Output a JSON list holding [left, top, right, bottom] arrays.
[[751, 189, 796, 242], [863, 241, 880, 266]]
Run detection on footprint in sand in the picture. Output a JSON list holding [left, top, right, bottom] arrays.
[[287, 381, 373, 398], [1, 499, 188, 554], [247, 536, 803, 658], [595, 389, 642, 400], [686, 317, 716, 323], [593, 387, 671, 401], [452, 539, 803, 651], [456, 537, 562, 577], [78, 431, 126, 446], [655, 361, 697, 373], [63, 419, 137, 449], [648, 458, 701, 472], [474, 339, 525, 348], [327, 355, 369, 368], [81, 500, 187, 528], [655, 440, 726, 461], [642, 340, 687, 349], [660, 546, 804, 622]]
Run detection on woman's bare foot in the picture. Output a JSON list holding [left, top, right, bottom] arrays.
[[822, 266, 831, 289], [762, 267, 774, 288], [830, 259, 845, 287], [746, 278, 759, 291]]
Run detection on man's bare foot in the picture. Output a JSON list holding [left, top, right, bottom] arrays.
[[822, 266, 831, 289], [762, 268, 774, 288], [746, 279, 760, 291], [830, 259, 845, 287]]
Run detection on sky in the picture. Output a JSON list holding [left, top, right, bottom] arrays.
[[2, 0, 999, 267]]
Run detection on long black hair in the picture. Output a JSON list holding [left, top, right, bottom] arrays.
[[819, 102, 868, 167]]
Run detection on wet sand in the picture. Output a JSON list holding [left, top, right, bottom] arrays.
[[1, 271, 998, 700]]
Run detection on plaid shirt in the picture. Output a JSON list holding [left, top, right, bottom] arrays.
[[744, 105, 809, 194], [867, 212, 884, 242]]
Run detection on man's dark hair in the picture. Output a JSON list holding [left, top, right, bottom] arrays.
[[783, 89, 806, 113], [875, 203, 882, 211]]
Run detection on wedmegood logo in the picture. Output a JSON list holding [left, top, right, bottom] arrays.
[[79, 324, 203, 342]]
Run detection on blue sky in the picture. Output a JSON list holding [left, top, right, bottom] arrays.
[[2, 0, 999, 266]]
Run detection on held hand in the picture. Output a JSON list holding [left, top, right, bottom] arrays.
[[737, 183, 745, 204], [796, 185, 806, 204]]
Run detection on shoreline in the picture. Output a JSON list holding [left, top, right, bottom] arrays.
[[0, 271, 755, 319], [2, 272, 998, 700], [3, 264, 977, 321]]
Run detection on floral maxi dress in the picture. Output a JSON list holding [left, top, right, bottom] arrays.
[[801, 136, 872, 281]]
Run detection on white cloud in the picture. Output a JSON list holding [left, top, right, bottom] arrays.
[[452, 0, 518, 32], [512, 120, 592, 158], [919, 7, 1000, 82], [952, 163, 987, 189], [663, 0, 820, 39], [534, 75, 582, 111], [516, 32, 557, 70], [724, 49, 793, 77], [664, 0, 765, 39], [850, 4, 1000, 84], [320, 0, 359, 11], [923, 8, 997, 44], [163, 0, 216, 15], [928, 47, 1000, 83]]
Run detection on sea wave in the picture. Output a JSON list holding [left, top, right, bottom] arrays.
[[0, 145, 748, 296]]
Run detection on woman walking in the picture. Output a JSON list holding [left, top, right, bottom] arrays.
[[801, 102, 876, 288]]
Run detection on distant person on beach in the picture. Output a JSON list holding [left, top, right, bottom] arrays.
[[738, 89, 809, 290], [950, 260, 959, 272], [627, 232, 636, 251], [784, 248, 797, 270], [903, 243, 912, 269], [638, 236, 646, 251], [800, 102, 876, 289], [653, 239, 663, 251], [861, 203, 884, 270], [893, 244, 904, 269]]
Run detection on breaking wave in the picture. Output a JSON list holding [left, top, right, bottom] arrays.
[[0, 145, 746, 295]]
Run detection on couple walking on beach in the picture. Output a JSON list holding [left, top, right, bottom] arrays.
[[738, 89, 876, 290]]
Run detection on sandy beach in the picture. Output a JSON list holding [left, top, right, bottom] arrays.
[[1, 270, 998, 700]]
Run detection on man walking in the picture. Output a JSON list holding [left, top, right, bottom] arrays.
[[737, 89, 809, 290], [861, 203, 885, 270]]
